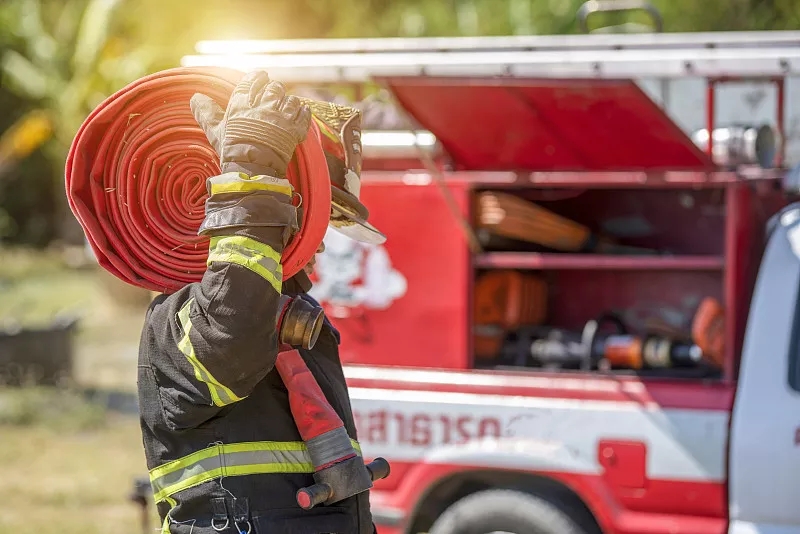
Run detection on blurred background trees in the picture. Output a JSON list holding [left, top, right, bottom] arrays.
[[0, 0, 157, 244], [0, 0, 798, 246]]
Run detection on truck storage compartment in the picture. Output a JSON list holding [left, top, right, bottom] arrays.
[[474, 188, 726, 257], [379, 74, 785, 380], [379, 76, 734, 379], [470, 187, 727, 379]]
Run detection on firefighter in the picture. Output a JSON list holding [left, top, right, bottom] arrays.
[[137, 70, 382, 533]]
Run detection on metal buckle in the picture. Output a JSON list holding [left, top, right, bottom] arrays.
[[212, 516, 230, 532]]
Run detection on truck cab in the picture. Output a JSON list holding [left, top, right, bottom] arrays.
[[729, 203, 800, 534], [184, 26, 800, 534]]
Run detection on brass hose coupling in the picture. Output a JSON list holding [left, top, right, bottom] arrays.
[[278, 295, 326, 350]]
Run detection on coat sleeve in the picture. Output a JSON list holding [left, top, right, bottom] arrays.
[[142, 175, 296, 430]]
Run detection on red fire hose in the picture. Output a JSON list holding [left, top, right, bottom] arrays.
[[66, 67, 332, 293]]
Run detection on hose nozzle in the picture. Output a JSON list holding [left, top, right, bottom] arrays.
[[278, 296, 325, 350]]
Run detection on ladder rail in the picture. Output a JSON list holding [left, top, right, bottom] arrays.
[[194, 31, 800, 56], [182, 46, 800, 82]]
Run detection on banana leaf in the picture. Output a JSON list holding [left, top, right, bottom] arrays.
[[71, 0, 124, 77], [1, 50, 50, 100]]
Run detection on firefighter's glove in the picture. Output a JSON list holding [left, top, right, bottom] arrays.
[[191, 71, 307, 243], [190, 70, 312, 179]]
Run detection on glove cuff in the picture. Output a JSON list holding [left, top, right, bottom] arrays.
[[198, 193, 299, 238]]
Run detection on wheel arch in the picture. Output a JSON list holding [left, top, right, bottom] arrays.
[[403, 469, 603, 534]]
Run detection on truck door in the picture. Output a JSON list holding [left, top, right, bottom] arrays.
[[729, 204, 800, 533]]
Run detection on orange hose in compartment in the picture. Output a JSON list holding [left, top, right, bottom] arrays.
[[65, 67, 331, 293]]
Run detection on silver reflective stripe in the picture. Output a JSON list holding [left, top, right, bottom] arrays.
[[150, 443, 314, 503], [306, 427, 358, 467], [149, 439, 363, 503], [207, 235, 282, 293]]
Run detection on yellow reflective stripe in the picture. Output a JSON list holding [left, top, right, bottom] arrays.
[[161, 497, 177, 534], [207, 235, 282, 293], [313, 116, 340, 143], [149, 438, 235, 481], [156, 462, 314, 503], [208, 171, 292, 197], [176, 299, 244, 407], [149, 439, 362, 503]]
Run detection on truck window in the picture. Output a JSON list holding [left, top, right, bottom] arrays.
[[788, 255, 800, 392]]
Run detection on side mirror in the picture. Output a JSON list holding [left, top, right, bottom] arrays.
[[782, 164, 800, 196]]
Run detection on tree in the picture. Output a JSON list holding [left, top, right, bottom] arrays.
[[0, 0, 161, 242]]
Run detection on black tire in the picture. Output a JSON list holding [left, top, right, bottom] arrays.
[[428, 489, 590, 534]]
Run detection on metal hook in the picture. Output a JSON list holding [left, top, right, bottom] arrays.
[[235, 519, 252, 534]]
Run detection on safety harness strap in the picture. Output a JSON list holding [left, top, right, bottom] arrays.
[[150, 439, 362, 503]]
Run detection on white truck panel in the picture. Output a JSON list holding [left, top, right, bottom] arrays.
[[349, 386, 727, 482]]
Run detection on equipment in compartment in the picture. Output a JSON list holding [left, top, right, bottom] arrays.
[[494, 298, 725, 375], [475, 191, 654, 255], [691, 297, 725, 369], [473, 270, 547, 360]]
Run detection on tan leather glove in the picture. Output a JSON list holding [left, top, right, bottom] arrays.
[[190, 70, 311, 178], [190, 71, 307, 241]]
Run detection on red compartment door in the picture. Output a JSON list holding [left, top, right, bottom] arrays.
[[380, 77, 714, 172]]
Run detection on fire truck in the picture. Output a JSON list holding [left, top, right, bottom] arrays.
[[183, 15, 800, 534]]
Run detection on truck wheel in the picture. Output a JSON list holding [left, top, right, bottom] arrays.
[[428, 489, 590, 534]]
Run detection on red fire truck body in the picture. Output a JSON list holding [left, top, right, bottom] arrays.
[[339, 178, 736, 534], [184, 29, 800, 534]]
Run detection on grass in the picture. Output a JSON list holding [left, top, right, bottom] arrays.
[[0, 386, 160, 533], [0, 247, 95, 326], [0, 414, 159, 533], [0, 246, 157, 532], [0, 386, 108, 429]]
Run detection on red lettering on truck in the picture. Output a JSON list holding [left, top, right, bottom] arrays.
[[353, 410, 502, 447]]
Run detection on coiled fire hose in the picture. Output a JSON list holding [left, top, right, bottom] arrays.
[[66, 67, 332, 293]]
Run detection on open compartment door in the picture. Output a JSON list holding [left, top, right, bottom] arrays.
[[379, 77, 715, 172]]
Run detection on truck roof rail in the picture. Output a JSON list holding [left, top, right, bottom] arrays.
[[182, 32, 800, 83], [190, 31, 800, 55]]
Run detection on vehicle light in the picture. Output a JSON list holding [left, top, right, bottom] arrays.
[[690, 124, 777, 169]]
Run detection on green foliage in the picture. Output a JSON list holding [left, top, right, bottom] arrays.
[[0, 0, 161, 244], [280, 0, 800, 37], [0, 0, 158, 149]]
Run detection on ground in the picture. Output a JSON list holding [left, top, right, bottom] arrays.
[[0, 414, 157, 533], [0, 246, 156, 532]]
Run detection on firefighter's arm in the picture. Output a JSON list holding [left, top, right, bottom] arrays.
[[147, 71, 311, 425]]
